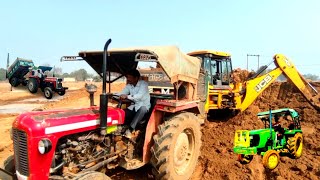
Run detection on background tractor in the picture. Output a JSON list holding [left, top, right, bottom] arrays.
[[6, 57, 68, 99], [26, 66, 68, 99], [233, 108, 303, 170]]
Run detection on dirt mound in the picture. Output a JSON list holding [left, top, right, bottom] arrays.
[[231, 68, 254, 83], [196, 81, 320, 180]]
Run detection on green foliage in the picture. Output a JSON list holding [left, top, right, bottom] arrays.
[[0, 68, 6, 81], [303, 74, 319, 81], [93, 75, 102, 82], [69, 69, 88, 81]]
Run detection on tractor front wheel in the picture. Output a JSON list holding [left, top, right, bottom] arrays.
[[57, 89, 65, 96], [73, 171, 111, 180], [44, 87, 53, 99], [238, 154, 253, 164], [287, 133, 303, 159], [150, 112, 201, 180], [262, 150, 280, 170], [0, 155, 16, 179], [28, 78, 38, 93]]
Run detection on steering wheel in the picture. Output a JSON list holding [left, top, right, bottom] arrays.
[[110, 94, 135, 108]]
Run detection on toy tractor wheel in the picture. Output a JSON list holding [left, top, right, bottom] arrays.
[[28, 78, 38, 93], [150, 112, 201, 180], [238, 154, 253, 164], [44, 87, 53, 99], [287, 132, 303, 159], [262, 150, 280, 170], [73, 171, 111, 180], [0, 155, 16, 179], [10, 77, 20, 87]]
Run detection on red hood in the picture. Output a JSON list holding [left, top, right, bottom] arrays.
[[13, 107, 125, 137]]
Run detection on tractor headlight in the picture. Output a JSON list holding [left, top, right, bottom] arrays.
[[38, 139, 52, 154]]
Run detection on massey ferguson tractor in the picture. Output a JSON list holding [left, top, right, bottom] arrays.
[[26, 66, 68, 99], [0, 39, 203, 179]]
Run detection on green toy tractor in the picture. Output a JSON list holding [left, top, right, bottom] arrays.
[[233, 108, 303, 170]]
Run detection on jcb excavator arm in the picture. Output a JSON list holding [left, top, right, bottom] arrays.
[[238, 54, 320, 112]]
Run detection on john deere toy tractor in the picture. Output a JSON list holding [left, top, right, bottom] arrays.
[[233, 108, 303, 170]]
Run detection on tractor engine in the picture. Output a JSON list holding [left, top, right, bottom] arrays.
[[52, 130, 128, 177]]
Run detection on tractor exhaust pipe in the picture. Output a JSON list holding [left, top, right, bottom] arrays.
[[100, 38, 112, 135]]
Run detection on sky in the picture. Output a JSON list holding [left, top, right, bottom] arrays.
[[0, 0, 320, 76]]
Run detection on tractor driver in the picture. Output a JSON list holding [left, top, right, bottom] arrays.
[[117, 69, 151, 138], [273, 114, 284, 144]]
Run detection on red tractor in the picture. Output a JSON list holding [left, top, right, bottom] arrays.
[[27, 66, 68, 99], [0, 39, 203, 179]]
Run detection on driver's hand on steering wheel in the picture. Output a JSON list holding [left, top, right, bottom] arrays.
[[120, 94, 128, 100]]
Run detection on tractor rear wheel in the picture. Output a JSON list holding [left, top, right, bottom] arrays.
[[287, 133, 303, 159], [73, 171, 111, 180], [262, 150, 280, 170], [10, 77, 20, 87], [28, 78, 38, 93], [238, 154, 253, 164], [44, 87, 53, 99], [150, 112, 201, 180]]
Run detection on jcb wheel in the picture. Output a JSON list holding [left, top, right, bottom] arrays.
[[238, 154, 253, 164], [10, 77, 20, 87], [150, 112, 201, 180], [287, 133, 303, 159], [73, 171, 111, 180], [28, 78, 38, 93], [262, 150, 280, 170], [44, 87, 53, 99]]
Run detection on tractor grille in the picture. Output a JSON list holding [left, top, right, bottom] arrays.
[[12, 129, 29, 176]]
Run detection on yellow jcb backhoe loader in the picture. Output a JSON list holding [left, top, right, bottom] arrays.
[[188, 51, 320, 115]]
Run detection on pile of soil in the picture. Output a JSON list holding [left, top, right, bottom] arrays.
[[197, 81, 320, 180]]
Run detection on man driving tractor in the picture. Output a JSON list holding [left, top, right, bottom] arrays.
[[117, 69, 151, 138]]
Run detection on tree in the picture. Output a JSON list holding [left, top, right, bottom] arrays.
[[0, 68, 6, 81], [53, 67, 63, 76], [303, 74, 319, 81], [70, 69, 88, 81]]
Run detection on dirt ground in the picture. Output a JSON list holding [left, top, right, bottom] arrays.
[[0, 80, 320, 180]]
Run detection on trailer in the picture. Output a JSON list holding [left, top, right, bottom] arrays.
[[6, 58, 34, 87]]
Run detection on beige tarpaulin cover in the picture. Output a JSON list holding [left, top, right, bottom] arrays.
[[80, 46, 201, 84]]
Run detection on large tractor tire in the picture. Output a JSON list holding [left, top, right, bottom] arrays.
[[262, 150, 280, 170], [287, 133, 303, 159], [0, 155, 16, 180], [44, 87, 53, 99], [238, 154, 253, 164], [10, 77, 20, 87], [150, 112, 201, 180], [27, 78, 39, 93], [73, 171, 111, 180]]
